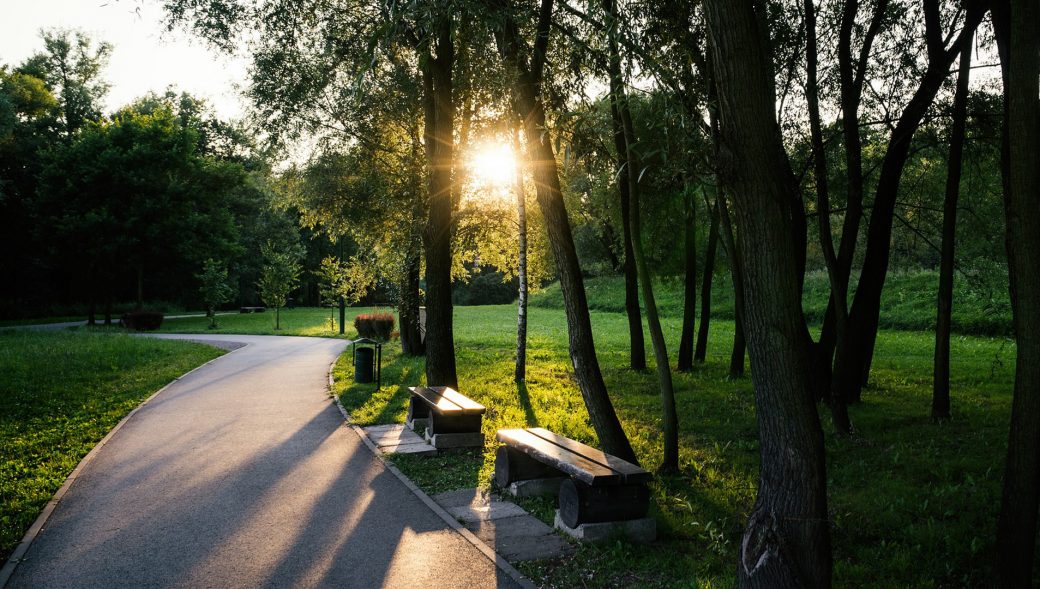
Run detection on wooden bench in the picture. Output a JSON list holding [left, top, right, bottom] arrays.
[[407, 386, 486, 449], [496, 427, 652, 529], [239, 306, 266, 313]]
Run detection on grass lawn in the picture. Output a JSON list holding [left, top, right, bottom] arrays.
[[333, 303, 1016, 588], [0, 330, 223, 561], [157, 306, 365, 338]]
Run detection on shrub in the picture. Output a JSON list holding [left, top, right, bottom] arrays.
[[120, 311, 165, 331], [354, 313, 395, 341]]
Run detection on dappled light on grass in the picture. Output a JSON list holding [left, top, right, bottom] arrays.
[[331, 303, 1016, 587]]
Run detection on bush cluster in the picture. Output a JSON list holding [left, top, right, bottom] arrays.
[[354, 313, 395, 341]]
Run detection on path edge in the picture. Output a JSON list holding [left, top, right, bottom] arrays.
[[326, 362, 539, 589], [0, 340, 249, 588]]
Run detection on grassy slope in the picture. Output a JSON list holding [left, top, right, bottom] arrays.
[[0, 331, 222, 561], [531, 269, 1013, 336], [156, 307, 365, 338], [334, 304, 1015, 588]]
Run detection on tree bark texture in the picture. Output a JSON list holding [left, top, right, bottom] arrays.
[[400, 237, 425, 356], [422, 17, 459, 388], [703, 2, 832, 587], [491, 0, 638, 463], [678, 188, 698, 372], [932, 32, 972, 421], [993, 0, 1040, 584], [717, 193, 747, 378], [695, 200, 720, 363]]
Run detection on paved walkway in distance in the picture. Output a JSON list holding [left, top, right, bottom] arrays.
[[6, 334, 523, 589], [3, 313, 233, 331]]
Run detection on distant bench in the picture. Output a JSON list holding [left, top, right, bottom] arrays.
[[496, 427, 652, 530], [239, 306, 266, 313], [407, 386, 486, 449]]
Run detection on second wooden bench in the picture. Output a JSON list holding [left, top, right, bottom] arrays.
[[407, 386, 486, 449], [495, 427, 652, 529]]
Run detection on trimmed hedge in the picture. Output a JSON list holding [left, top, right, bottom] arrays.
[[354, 313, 395, 341]]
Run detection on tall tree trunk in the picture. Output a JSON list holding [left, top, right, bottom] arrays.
[[602, 3, 646, 371], [993, 1, 1040, 584], [136, 266, 144, 310], [493, 0, 637, 463], [838, 3, 985, 402], [703, 2, 832, 587], [400, 237, 425, 356], [614, 47, 679, 473], [805, 0, 853, 435], [695, 199, 720, 363], [717, 193, 747, 378], [422, 17, 459, 388], [677, 187, 698, 372], [932, 32, 972, 421], [514, 126, 529, 383]]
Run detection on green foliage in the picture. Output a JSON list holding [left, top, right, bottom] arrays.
[[196, 259, 234, 328], [0, 331, 221, 561]]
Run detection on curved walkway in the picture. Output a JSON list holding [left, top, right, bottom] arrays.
[[5, 334, 522, 588]]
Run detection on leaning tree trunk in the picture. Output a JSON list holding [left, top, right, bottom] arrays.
[[493, 0, 637, 463], [838, 4, 985, 402], [677, 187, 698, 372], [703, 2, 832, 587], [513, 126, 529, 383], [694, 200, 720, 363], [612, 29, 679, 470], [421, 20, 459, 388], [805, 0, 852, 435], [993, 1, 1040, 584], [932, 32, 972, 421], [603, 15, 647, 371]]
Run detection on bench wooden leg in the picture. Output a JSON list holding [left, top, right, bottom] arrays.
[[558, 478, 650, 528], [494, 446, 567, 488], [407, 397, 430, 429]]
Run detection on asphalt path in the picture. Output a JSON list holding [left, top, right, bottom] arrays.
[[5, 334, 522, 589]]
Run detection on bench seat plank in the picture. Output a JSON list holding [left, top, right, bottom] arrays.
[[526, 428, 651, 485], [409, 386, 486, 415], [497, 428, 621, 485], [435, 387, 487, 414]]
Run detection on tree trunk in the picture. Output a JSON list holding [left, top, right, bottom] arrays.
[[993, 1, 1040, 584], [422, 18, 459, 388], [703, 2, 832, 587], [514, 126, 529, 384], [603, 11, 647, 371], [492, 0, 638, 463], [717, 193, 747, 378], [613, 38, 678, 472], [136, 265, 144, 310], [677, 187, 698, 372], [695, 200, 720, 363], [805, 0, 853, 435], [838, 4, 985, 402], [400, 237, 425, 356], [932, 32, 972, 421]]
